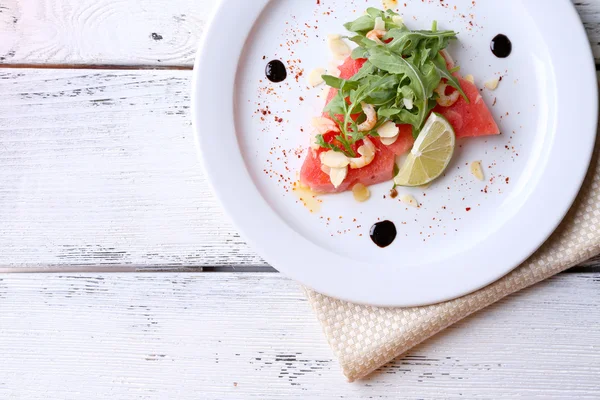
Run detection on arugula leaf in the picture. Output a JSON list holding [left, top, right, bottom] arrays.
[[365, 93, 396, 107], [315, 134, 356, 158], [351, 46, 369, 60], [350, 61, 377, 81], [367, 46, 441, 133], [397, 84, 415, 108], [348, 74, 399, 113], [385, 28, 457, 58], [321, 75, 360, 90], [378, 107, 403, 118], [382, 9, 405, 30], [344, 15, 375, 33], [366, 7, 384, 19], [348, 35, 370, 47], [356, 74, 399, 104], [323, 93, 346, 115], [335, 134, 356, 156], [320, 71, 400, 153], [314, 7, 467, 152], [344, 8, 404, 35]]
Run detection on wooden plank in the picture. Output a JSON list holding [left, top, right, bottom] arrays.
[[0, 273, 599, 399], [0, 0, 214, 67], [0, 68, 599, 272], [0, 0, 598, 67], [578, 0, 600, 64], [0, 69, 264, 270]]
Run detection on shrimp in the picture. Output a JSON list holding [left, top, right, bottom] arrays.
[[311, 117, 340, 134], [349, 137, 376, 169], [311, 117, 340, 150], [357, 102, 377, 132], [434, 82, 460, 107], [366, 29, 387, 45]]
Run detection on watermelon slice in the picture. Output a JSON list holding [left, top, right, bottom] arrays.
[[301, 57, 415, 193], [324, 57, 367, 107], [300, 53, 499, 193], [300, 129, 413, 194], [436, 50, 500, 138], [433, 77, 500, 138]]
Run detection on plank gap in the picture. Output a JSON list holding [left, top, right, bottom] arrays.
[[565, 265, 600, 273], [0, 55, 595, 72], [199, 266, 278, 273], [0, 63, 192, 71], [1, 265, 595, 274], [0, 63, 597, 72]]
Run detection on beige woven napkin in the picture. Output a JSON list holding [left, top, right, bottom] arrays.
[[305, 131, 600, 382]]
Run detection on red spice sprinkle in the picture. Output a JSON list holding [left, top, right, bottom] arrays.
[[466, 207, 472, 212]]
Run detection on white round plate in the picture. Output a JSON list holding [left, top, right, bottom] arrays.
[[193, 0, 597, 306]]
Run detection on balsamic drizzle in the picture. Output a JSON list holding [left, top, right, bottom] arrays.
[[491, 34, 512, 58], [265, 60, 287, 83], [370, 221, 397, 248]]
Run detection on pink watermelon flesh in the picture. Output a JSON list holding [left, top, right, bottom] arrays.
[[303, 56, 415, 193], [300, 129, 413, 194], [324, 57, 368, 106], [438, 50, 499, 138], [385, 124, 414, 156], [300, 54, 498, 193], [433, 77, 500, 138]]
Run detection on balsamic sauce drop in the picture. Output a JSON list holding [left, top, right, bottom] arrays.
[[491, 34, 512, 58], [265, 60, 287, 83], [370, 221, 397, 248]]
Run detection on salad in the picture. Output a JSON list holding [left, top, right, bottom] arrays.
[[300, 8, 499, 197]]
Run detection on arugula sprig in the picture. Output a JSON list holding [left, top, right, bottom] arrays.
[[344, 8, 405, 35], [317, 74, 398, 157], [317, 8, 469, 154]]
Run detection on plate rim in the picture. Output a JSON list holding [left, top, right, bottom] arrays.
[[192, 0, 598, 307]]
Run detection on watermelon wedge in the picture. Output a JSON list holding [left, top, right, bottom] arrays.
[[300, 53, 499, 193], [301, 57, 415, 193], [324, 57, 367, 107], [300, 129, 413, 194], [433, 76, 500, 138]]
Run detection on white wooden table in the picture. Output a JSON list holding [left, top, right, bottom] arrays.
[[1, 1, 600, 398]]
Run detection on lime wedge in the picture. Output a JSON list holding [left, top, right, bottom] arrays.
[[394, 113, 455, 187]]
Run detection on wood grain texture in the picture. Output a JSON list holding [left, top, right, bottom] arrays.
[[0, 69, 264, 271], [578, 0, 600, 63], [0, 273, 599, 399], [1, 68, 599, 272], [0, 0, 598, 67], [0, 0, 214, 67]]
